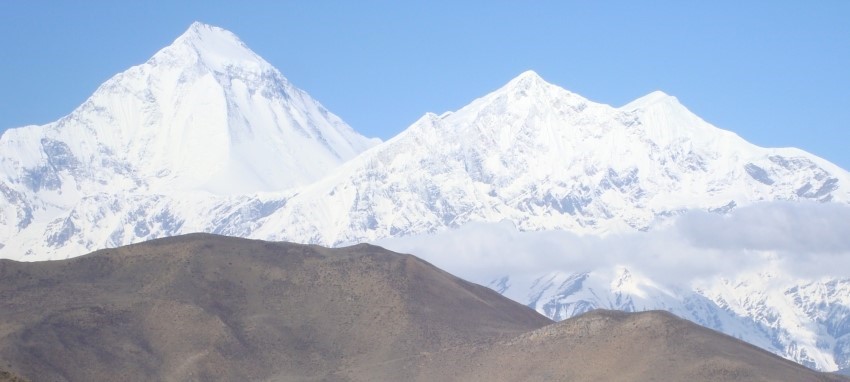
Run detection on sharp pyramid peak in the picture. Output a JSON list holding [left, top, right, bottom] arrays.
[[496, 70, 587, 101], [174, 22, 245, 48], [480, 70, 592, 109], [515, 69, 545, 81], [505, 70, 550, 90], [158, 22, 270, 72], [621, 90, 681, 111]]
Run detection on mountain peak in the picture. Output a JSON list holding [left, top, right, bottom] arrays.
[[175, 21, 242, 49], [621, 90, 680, 111], [0, 21, 377, 198], [182, 21, 214, 36], [514, 69, 544, 80], [159, 22, 269, 72], [504, 70, 549, 91], [493, 70, 589, 105]]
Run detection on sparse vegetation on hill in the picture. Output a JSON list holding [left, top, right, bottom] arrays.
[[0, 234, 845, 381]]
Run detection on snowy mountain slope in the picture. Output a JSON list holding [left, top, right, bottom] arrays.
[[510, 269, 850, 371], [0, 22, 376, 254], [1, 22, 849, 372], [5, 68, 849, 258], [3, 191, 291, 260], [375, 218, 850, 372], [1, 23, 377, 196], [248, 70, 850, 245]]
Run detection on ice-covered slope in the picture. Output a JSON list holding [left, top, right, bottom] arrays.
[[0, 22, 376, 198], [509, 269, 850, 371], [2, 35, 849, 372], [250, 70, 850, 245], [0, 22, 377, 253], [375, 216, 850, 372], [5, 69, 849, 258]]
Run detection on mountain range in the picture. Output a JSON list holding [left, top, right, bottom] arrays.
[[1, 22, 849, 372]]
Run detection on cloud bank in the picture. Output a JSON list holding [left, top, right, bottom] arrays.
[[374, 201, 850, 287]]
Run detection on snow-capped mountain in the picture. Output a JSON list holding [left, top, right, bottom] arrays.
[[374, 216, 850, 372], [246, 70, 850, 245], [0, 22, 376, 252], [503, 268, 850, 371], [1, 22, 849, 371], [4, 30, 847, 258]]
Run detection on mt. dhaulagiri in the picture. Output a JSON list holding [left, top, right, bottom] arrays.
[[1, 22, 850, 372], [0, 22, 376, 256], [0, 22, 376, 248], [3, 23, 377, 197]]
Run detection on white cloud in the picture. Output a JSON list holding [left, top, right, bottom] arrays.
[[374, 202, 850, 287], [676, 201, 850, 254]]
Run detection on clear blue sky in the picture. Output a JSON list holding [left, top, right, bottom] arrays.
[[2, 1, 848, 169]]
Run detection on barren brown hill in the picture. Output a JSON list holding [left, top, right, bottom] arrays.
[[411, 309, 848, 382], [0, 234, 845, 381], [0, 367, 27, 382], [0, 233, 549, 381]]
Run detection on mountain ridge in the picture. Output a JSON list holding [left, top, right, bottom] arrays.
[[243, 68, 850, 245], [377, 215, 850, 372], [1, 22, 849, 372], [0, 22, 377, 198], [0, 234, 844, 381], [0, 233, 552, 381], [0, 21, 377, 252]]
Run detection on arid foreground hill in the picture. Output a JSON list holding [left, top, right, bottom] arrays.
[[0, 234, 844, 382], [0, 367, 27, 382], [414, 309, 850, 382]]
